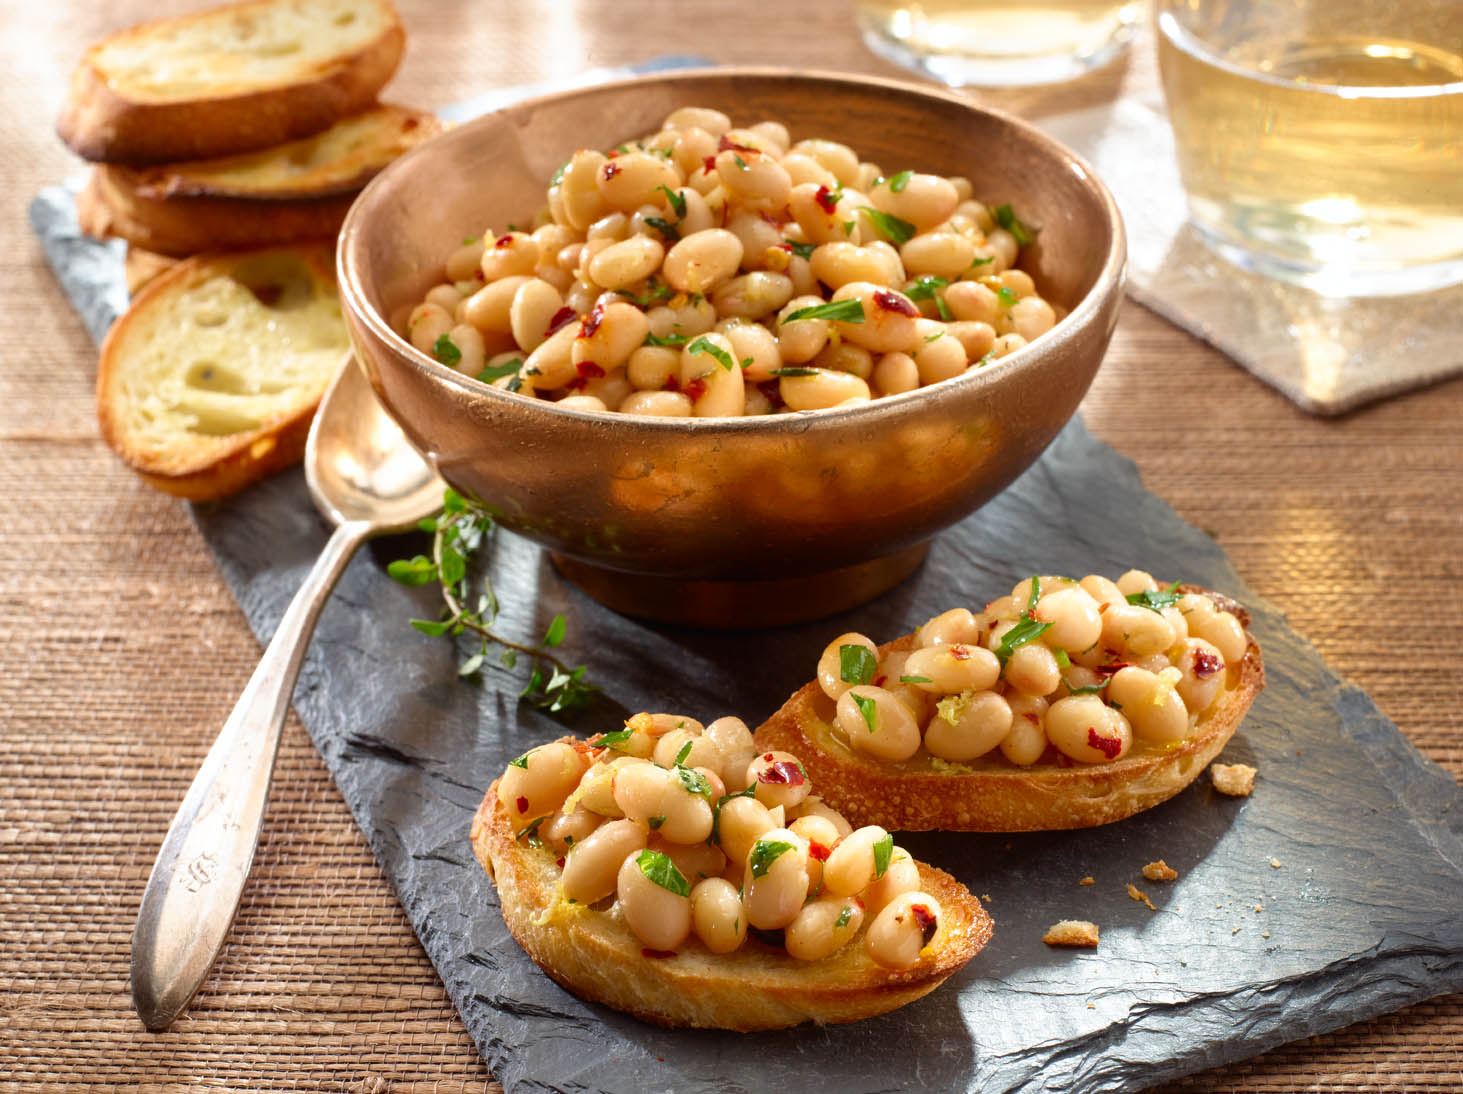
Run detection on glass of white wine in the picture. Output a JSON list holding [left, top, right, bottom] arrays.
[[857, 0, 1145, 87], [1157, 0, 1463, 297]]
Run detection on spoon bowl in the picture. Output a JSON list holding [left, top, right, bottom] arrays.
[[131, 353, 442, 1031]]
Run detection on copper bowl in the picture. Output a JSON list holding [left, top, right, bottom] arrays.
[[338, 69, 1126, 627]]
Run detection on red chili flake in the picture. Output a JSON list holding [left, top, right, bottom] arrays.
[[813, 185, 838, 214], [949, 644, 972, 661], [762, 753, 775, 761], [546, 306, 577, 335], [661, 376, 681, 393], [565, 375, 589, 392], [777, 242, 794, 252], [1193, 649, 1223, 678], [683, 377, 708, 402], [702, 155, 718, 174], [641, 948, 676, 959], [1094, 661, 1131, 677], [873, 289, 919, 316], [873, 675, 887, 688], [1023, 711, 1040, 723], [494, 234, 514, 248], [606, 148, 620, 159], [555, 857, 566, 869], [717, 135, 757, 154], [579, 302, 606, 339], [809, 842, 831, 862], [576, 361, 605, 380], [911, 903, 938, 947], [603, 161, 621, 180], [757, 760, 805, 786], [1087, 728, 1122, 759], [515, 796, 530, 814]]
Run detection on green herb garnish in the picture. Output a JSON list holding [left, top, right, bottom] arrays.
[[905, 275, 952, 320], [645, 216, 680, 241], [1068, 679, 1111, 696], [389, 487, 594, 713], [769, 367, 819, 377], [643, 332, 688, 347], [835, 905, 854, 929], [686, 335, 736, 371], [675, 765, 713, 801], [656, 184, 687, 218], [477, 357, 524, 384], [839, 644, 877, 686], [636, 848, 689, 896], [517, 815, 546, 845], [996, 286, 1018, 309], [1054, 648, 1071, 669], [733, 154, 749, 171], [858, 206, 916, 244], [432, 334, 462, 367], [614, 281, 674, 308], [593, 727, 634, 751], [674, 741, 694, 766], [1025, 575, 1041, 616], [786, 239, 816, 260], [508, 751, 531, 769], [852, 693, 879, 733], [648, 815, 667, 830], [784, 298, 865, 324], [749, 838, 795, 879], [899, 674, 933, 684], [994, 617, 1053, 663], [886, 170, 914, 193], [1126, 581, 1182, 613], [969, 255, 995, 268], [872, 833, 894, 878], [994, 203, 1034, 246]]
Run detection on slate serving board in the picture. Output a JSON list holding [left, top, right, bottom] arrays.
[[31, 171, 1463, 1093]]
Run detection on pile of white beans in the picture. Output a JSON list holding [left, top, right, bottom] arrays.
[[405, 105, 1059, 416], [496, 712, 943, 969], [818, 570, 1248, 768]]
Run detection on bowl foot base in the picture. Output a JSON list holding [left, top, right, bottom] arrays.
[[550, 542, 930, 629]]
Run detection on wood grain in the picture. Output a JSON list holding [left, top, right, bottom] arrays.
[[1, 1, 1457, 1089]]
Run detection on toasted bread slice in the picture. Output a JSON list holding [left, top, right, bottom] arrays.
[[85, 164, 355, 257], [754, 589, 1264, 833], [123, 247, 181, 297], [471, 762, 992, 1031], [58, 0, 405, 165], [97, 246, 349, 500], [113, 104, 441, 201]]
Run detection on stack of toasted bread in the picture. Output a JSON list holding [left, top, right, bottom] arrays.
[[63, 0, 440, 501]]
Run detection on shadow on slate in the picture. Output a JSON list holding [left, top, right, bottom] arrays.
[[30, 180, 1463, 1092], [188, 420, 1463, 1094]]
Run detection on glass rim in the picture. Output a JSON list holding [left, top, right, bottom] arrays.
[[1155, 8, 1463, 100]]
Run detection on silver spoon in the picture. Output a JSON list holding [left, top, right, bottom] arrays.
[[131, 354, 443, 1031]]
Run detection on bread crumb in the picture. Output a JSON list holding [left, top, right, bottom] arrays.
[[1043, 920, 1099, 948], [1126, 883, 1157, 911], [1079, 875, 1095, 887], [1269, 857, 1282, 869], [1141, 860, 1178, 882], [1262, 931, 1271, 939], [1254, 903, 1263, 913], [1087, 1002, 1096, 1009], [1211, 762, 1257, 797], [1231, 927, 1241, 935]]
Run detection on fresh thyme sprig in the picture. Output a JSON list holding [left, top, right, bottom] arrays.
[[387, 487, 595, 713]]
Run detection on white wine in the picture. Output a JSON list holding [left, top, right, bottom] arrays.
[[1158, 3, 1463, 296], [858, 0, 1142, 87]]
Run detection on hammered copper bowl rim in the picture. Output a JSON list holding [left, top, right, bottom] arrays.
[[338, 66, 1126, 432]]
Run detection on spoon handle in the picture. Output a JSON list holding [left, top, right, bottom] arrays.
[[131, 519, 371, 1030]]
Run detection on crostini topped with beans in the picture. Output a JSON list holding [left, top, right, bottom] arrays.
[[754, 569, 1265, 832], [491, 713, 948, 969], [406, 105, 1059, 416]]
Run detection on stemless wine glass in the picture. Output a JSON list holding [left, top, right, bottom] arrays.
[[1156, 0, 1463, 297], [858, 0, 1145, 88]]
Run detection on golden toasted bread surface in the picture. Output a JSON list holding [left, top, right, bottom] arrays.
[[97, 245, 348, 500]]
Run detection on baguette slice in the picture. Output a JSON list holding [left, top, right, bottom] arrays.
[[113, 104, 441, 201], [471, 765, 993, 1031], [97, 245, 349, 500], [58, 0, 405, 164], [85, 163, 357, 257], [754, 588, 1264, 833], [123, 247, 181, 297]]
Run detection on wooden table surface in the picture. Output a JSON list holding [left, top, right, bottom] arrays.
[[3, 1, 1459, 1089]]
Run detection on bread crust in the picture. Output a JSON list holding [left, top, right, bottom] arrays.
[[57, 0, 405, 165], [754, 589, 1264, 832], [470, 754, 993, 1031], [97, 246, 342, 501], [86, 166, 354, 257]]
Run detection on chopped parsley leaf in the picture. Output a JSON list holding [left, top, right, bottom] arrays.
[[786, 239, 816, 260], [839, 644, 877, 686], [749, 838, 795, 879], [852, 692, 878, 733], [994, 617, 1053, 663], [686, 335, 736, 371], [886, 169, 914, 193], [858, 206, 916, 244], [1126, 581, 1183, 613], [636, 848, 689, 896], [872, 833, 894, 878], [507, 751, 531, 769], [656, 184, 687, 218], [643, 332, 688, 347], [899, 674, 933, 684], [432, 333, 462, 367], [645, 216, 680, 241], [784, 298, 864, 324], [994, 203, 1034, 245], [769, 367, 818, 377], [835, 905, 854, 929]]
